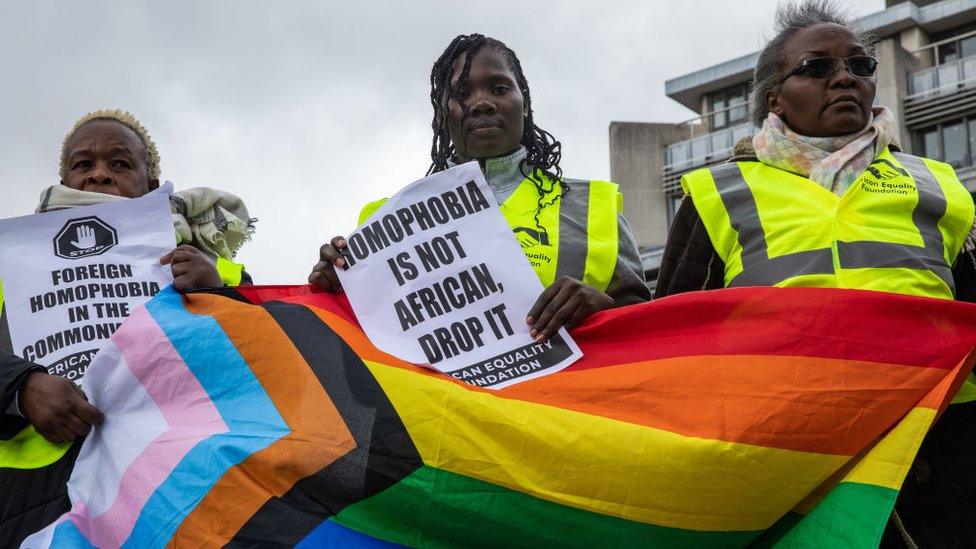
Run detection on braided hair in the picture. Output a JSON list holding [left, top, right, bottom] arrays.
[[428, 34, 566, 232]]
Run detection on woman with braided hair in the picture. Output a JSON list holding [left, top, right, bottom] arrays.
[[311, 33, 648, 341]]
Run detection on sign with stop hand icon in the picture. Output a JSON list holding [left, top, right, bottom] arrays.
[[53, 216, 118, 259], [0, 183, 175, 383]]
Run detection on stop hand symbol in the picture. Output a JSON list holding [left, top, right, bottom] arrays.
[[71, 225, 97, 250]]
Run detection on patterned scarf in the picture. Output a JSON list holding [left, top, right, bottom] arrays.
[[753, 106, 896, 194]]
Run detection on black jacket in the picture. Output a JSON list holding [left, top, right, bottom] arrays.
[[0, 350, 44, 436]]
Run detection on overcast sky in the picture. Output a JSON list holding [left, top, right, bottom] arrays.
[[0, 0, 881, 283]]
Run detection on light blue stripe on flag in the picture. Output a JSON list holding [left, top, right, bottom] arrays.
[[117, 287, 288, 548], [46, 520, 96, 549]]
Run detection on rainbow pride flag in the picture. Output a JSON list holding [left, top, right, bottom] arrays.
[[14, 285, 976, 548]]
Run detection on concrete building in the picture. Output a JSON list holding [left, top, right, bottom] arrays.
[[612, 0, 976, 286]]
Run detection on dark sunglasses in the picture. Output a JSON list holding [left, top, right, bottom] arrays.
[[778, 55, 878, 84]]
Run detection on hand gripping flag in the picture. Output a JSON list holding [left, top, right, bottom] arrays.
[[9, 285, 976, 548]]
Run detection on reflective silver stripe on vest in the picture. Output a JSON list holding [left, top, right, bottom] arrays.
[[554, 179, 590, 282], [710, 157, 955, 292], [836, 152, 953, 293], [710, 163, 834, 287]]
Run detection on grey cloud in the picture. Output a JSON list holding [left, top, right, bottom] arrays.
[[0, 0, 881, 283]]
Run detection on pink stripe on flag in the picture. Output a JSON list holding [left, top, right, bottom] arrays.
[[63, 306, 228, 548]]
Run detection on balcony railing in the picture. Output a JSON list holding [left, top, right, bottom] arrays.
[[664, 122, 752, 172], [907, 55, 976, 100]]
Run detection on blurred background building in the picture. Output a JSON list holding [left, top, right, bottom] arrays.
[[615, 0, 976, 290]]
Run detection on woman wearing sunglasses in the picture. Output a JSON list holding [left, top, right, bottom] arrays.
[[655, 1, 975, 547]]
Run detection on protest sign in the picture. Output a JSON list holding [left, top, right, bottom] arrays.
[[0, 183, 175, 381], [337, 162, 582, 389]]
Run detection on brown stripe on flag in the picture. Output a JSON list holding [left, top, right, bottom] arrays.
[[226, 301, 422, 547], [167, 294, 357, 547]]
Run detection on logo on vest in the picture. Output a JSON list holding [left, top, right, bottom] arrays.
[[861, 159, 913, 196], [54, 216, 118, 259], [512, 226, 554, 267], [512, 226, 551, 249]]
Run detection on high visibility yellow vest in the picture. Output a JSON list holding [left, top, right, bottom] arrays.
[[215, 257, 245, 286], [358, 173, 623, 292], [683, 147, 976, 402], [0, 257, 245, 470], [683, 148, 974, 297]]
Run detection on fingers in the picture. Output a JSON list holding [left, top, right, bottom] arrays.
[[308, 261, 343, 293], [170, 260, 208, 278], [563, 303, 595, 330], [72, 395, 105, 427], [37, 430, 66, 445], [318, 245, 344, 268], [526, 279, 563, 325], [21, 373, 104, 444], [33, 421, 64, 444], [171, 263, 222, 292], [173, 276, 196, 293], [525, 277, 614, 341], [319, 238, 347, 268], [527, 279, 577, 341], [530, 282, 573, 335], [160, 244, 202, 265], [311, 236, 348, 293], [532, 288, 581, 342], [36, 398, 102, 444], [42, 416, 85, 443], [161, 246, 221, 291], [62, 410, 93, 440]]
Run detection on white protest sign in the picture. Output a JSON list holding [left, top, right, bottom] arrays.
[[0, 183, 175, 381], [337, 162, 582, 389]]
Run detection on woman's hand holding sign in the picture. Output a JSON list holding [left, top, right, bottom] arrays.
[[159, 245, 222, 292], [526, 276, 614, 342], [309, 236, 347, 293]]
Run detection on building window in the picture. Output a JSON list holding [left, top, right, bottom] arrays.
[[939, 41, 960, 64], [710, 94, 726, 129], [910, 70, 936, 96], [915, 116, 976, 169], [937, 63, 960, 88], [908, 28, 976, 98], [707, 83, 750, 131], [728, 87, 747, 124], [943, 122, 967, 167], [667, 141, 690, 168], [932, 24, 976, 65], [920, 127, 939, 158], [964, 36, 976, 59]]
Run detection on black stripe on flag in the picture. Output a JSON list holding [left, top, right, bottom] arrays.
[[228, 302, 423, 546]]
